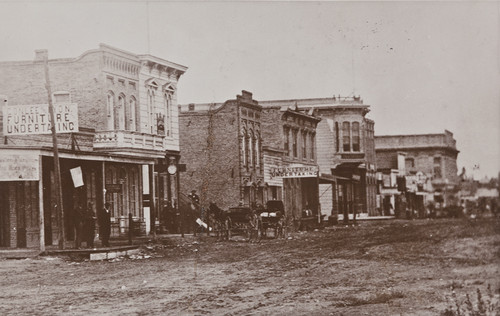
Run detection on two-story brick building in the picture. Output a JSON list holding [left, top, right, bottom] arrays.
[[375, 130, 460, 217], [260, 103, 322, 226], [0, 44, 187, 250], [260, 96, 377, 222]]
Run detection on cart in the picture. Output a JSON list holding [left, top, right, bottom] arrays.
[[260, 200, 285, 238]]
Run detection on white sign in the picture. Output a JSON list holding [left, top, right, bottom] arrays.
[[0, 153, 39, 181], [70, 166, 84, 188], [270, 165, 318, 178], [3, 103, 78, 135]]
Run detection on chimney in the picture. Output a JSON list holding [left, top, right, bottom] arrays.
[[34, 49, 48, 62]]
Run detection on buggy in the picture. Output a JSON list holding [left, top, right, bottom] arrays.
[[260, 200, 285, 238], [226, 206, 262, 242]]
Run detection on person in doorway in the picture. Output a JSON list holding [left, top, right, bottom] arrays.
[[85, 202, 97, 248], [99, 203, 112, 247], [73, 199, 85, 249]]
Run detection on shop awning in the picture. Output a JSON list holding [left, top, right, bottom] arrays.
[[318, 173, 350, 184]]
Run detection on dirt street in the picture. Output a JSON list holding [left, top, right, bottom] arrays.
[[1, 218, 499, 315]]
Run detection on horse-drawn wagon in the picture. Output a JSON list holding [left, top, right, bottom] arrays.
[[259, 200, 285, 238], [207, 203, 262, 242]]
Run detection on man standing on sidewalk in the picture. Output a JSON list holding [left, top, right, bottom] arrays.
[[99, 203, 111, 247]]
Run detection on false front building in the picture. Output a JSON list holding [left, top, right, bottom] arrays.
[[0, 44, 187, 250]]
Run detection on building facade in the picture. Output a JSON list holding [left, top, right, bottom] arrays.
[[179, 91, 323, 229], [375, 130, 460, 217], [0, 44, 187, 249], [260, 104, 322, 226], [260, 96, 377, 222], [179, 91, 264, 212]]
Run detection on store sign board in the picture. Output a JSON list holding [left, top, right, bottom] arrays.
[[270, 165, 318, 179], [0, 153, 39, 181], [3, 103, 78, 135]]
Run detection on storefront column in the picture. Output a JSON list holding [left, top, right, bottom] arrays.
[[38, 157, 45, 252]]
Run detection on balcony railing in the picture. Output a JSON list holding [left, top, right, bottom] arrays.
[[94, 130, 166, 152]]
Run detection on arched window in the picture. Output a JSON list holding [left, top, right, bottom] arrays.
[[106, 91, 114, 130], [255, 132, 260, 168], [241, 130, 247, 166], [283, 126, 290, 156], [248, 130, 254, 168], [164, 92, 173, 137], [342, 122, 351, 152], [292, 129, 298, 158], [310, 133, 316, 160], [148, 90, 155, 134], [128, 96, 137, 131], [116, 94, 126, 130], [352, 122, 360, 152], [302, 131, 307, 159]]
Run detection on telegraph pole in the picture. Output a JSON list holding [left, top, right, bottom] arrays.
[[43, 52, 65, 249]]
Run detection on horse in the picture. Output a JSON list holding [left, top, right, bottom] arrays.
[[208, 202, 231, 241]]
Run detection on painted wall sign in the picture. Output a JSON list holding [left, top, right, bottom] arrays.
[[0, 153, 39, 181], [3, 103, 79, 135], [270, 165, 318, 179]]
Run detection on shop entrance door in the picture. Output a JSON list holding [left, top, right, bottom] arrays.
[[0, 183, 9, 247]]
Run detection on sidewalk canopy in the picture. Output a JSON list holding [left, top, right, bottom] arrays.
[[318, 173, 349, 184]]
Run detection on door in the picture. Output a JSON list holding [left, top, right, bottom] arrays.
[[0, 183, 9, 247]]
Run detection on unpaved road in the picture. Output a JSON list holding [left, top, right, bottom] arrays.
[[1, 218, 499, 315]]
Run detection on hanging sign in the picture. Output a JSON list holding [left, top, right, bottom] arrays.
[[70, 166, 84, 188], [3, 103, 78, 135], [270, 165, 318, 178]]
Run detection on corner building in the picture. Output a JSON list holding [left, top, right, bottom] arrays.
[[0, 45, 187, 250]]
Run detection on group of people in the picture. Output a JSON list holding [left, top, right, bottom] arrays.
[[73, 201, 112, 249]]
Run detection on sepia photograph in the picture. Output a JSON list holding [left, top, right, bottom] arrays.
[[0, 0, 499, 315]]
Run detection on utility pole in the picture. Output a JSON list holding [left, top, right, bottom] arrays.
[[43, 52, 65, 249]]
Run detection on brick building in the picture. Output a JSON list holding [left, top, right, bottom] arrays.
[[179, 91, 323, 228], [260, 96, 377, 222], [260, 104, 322, 226], [375, 130, 460, 217], [0, 44, 187, 250], [179, 91, 264, 211]]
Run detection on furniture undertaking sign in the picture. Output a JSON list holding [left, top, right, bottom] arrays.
[[3, 103, 78, 135]]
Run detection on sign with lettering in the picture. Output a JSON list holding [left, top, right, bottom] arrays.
[[0, 153, 39, 181], [3, 103, 78, 135], [270, 165, 318, 178]]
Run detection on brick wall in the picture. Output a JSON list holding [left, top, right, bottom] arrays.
[[261, 107, 283, 150], [179, 101, 240, 210]]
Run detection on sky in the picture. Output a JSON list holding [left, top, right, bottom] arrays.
[[0, 0, 499, 179]]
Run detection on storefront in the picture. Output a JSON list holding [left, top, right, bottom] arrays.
[[0, 147, 155, 250]]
